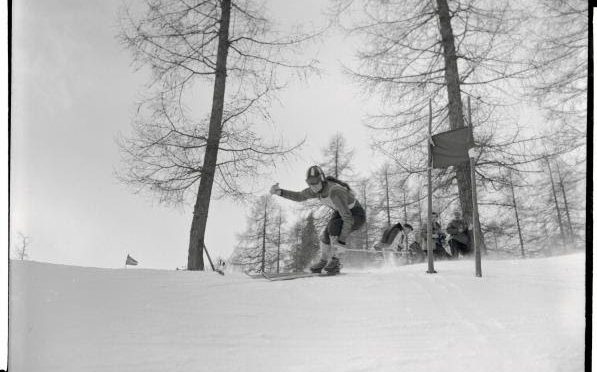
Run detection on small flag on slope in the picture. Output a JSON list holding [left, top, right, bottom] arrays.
[[125, 254, 138, 266]]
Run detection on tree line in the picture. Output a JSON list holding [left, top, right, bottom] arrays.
[[116, 0, 587, 270], [229, 129, 585, 273]]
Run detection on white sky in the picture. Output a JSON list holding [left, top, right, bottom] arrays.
[[10, 0, 380, 270]]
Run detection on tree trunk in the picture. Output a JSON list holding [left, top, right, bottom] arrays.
[[187, 0, 231, 270], [261, 198, 268, 273], [545, 157, 566, 247], [509, 172, 525, 258], [277, 211, 281, 273], [554, 160, 574, 240], [334, 136, 339, 178], [403, 188, 409, 251], [362, 184, 369, 250], [435, 0, 486, 252], [426, 100, 436, 274], [417, 188, 423, 227], [384, 167, 391, 225]]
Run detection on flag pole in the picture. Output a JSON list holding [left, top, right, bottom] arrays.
[[468, 96, 482, 277], [427, 99, 436, 274]]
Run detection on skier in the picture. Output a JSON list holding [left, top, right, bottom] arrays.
[[373, 222, 404, 251], [270, 165, 366, 274], [390, 223, 414, 252], [373, 222, 415, 264]]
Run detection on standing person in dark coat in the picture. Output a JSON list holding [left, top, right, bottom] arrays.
[[420, 212, 449, 259], [446, 211, 471, 258]]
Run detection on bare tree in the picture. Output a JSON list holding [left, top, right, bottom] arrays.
[[231, 194, 284, 272], [544, 156, 566, 246], [334, 0, 544, 250], [508, 170, 525, 257], [477, 147, 586, 257], [275, 207, 282, 273], [356, 179, 371, 250], [553, 159, 575, 240], [528, 0, 588, 122], [13, 232, 30, 260], [382, 165, 391, 226], [320, 132, 355, 179], [117, 0, 319, 270]]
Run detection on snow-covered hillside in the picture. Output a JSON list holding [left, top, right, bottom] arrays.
[[9, 254, 585, 372]]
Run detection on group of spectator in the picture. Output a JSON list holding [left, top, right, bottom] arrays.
[[373, 210, 472, 262]]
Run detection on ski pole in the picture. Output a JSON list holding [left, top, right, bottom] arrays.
[[204, 244, 225, 276]]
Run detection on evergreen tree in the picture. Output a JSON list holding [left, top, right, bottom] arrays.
[[288, 213, 319, 272], [231, 195, 283, 272]]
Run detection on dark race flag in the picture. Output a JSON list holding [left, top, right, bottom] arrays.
[[431, 126, 474, 169], [125, 254, 138, 266]]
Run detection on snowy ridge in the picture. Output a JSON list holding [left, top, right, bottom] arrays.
[[9, 254, 585, 372]]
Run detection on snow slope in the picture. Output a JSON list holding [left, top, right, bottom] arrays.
[[9, 254, 585, 372]]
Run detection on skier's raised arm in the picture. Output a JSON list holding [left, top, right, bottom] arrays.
[[269, 182, 317, 202]]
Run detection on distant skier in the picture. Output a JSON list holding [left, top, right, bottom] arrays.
[[391, 223, 414, 253], [374, 222, 404, 251], [270, 165, 366, 274], [374, 222, 415, 263]]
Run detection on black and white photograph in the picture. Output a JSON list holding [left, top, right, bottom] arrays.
[[8, 0, 589, 371]]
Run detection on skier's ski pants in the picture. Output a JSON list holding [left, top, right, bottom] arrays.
[[319, 204, 366, 259]]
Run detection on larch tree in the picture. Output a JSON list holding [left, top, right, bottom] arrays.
[[231, 194, 284, 272], [320, 132, 355, 178], [333, 0, 542, 250], [528, 0, 588, 123], [13, 232, 30, 261], [117, 0, 319, 270]]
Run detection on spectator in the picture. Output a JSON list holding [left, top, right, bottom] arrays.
[[446, 211, 471, 258], [420, 212, 449, 259]]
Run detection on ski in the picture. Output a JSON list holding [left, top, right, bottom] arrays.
[[261, 272, 320, 281], [248, 272, 344, 281]]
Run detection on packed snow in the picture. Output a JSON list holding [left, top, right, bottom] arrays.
[[9, 253, 585, 372]]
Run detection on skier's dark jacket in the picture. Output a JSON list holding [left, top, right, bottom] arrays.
[[277, 179, 359, 243]]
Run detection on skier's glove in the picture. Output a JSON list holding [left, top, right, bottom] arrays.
[[269, 183, 281, 196]]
